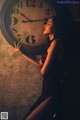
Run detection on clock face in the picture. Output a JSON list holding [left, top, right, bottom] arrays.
[[0, 0, 56, 54]]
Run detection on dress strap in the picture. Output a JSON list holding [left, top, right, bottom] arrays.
[[50, 38, 59, 43], [50, 38, 55, 43]]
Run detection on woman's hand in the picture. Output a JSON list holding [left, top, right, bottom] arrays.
[[14, 41, 43, 68], [14, 41, 22, 52]]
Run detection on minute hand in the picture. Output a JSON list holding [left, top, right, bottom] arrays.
[[22, 18, 48, 23]]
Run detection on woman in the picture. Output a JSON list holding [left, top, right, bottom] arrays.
[[14, 17, 63, 120]]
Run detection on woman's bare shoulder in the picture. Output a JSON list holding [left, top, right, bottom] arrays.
[[47, 39, 57, 53]]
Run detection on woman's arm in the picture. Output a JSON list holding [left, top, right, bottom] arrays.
[[14, 42, 43, 68], [40, 39, 57, 75], [20, 52, 43, 68]]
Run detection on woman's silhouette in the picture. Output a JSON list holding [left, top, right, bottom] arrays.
[[14, 17, 63, 120]]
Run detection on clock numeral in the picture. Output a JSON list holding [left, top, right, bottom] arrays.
[[45, 8, 51, 16], [26, 0, 36, 7], [17, 34, 22, 41], [26, 0, 43, 8], [25, 35, 35, 44], [11, 17, 18, 25], [17, 1, 23, 8], [31, 36, 35, 44], [38, 1, 43, 8], [12, 28, 17, 33], [26, 0, 29, 7], [13, 8, 19, 14]]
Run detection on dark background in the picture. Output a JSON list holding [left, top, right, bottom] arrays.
[[50, 0, 80, 119], [0, 0, 80, 120]]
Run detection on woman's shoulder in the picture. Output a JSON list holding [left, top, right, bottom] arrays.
[[51, 38, 63, 48], [47, 39, 57, 53]]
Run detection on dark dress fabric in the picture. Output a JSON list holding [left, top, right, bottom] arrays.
[[23, 40, 62, 120], [41, 53, 62, 99]]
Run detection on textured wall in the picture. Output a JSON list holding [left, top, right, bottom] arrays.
[[0, 0, 42, 120], [0, 26, 42, 120], [0, 0, 80, 120]]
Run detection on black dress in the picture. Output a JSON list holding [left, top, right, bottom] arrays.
[[23, 40, 63, 120]]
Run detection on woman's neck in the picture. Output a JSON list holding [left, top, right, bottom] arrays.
[[49, 34, 55, 41]]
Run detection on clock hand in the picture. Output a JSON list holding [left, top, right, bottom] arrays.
[[22, 18, 48, 23], [22, 20, 42, 23], [20, 13, 32, 22]]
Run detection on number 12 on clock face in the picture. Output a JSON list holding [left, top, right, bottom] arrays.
[[16, 0, 43, 8]]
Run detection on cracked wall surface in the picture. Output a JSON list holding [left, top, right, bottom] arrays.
[[0, 1, 42, 120], [0, 0, 80, 120]]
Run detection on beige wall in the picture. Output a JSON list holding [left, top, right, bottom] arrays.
[[0, 0, 80, 120], [0, 0, 42, 120]]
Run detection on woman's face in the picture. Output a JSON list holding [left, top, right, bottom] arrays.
[[43, 18, 54, 35]]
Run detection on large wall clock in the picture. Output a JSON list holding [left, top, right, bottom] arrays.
[[0, 0, 56, 55]]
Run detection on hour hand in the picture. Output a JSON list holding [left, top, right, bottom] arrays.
[[20, 13, 32, 22]]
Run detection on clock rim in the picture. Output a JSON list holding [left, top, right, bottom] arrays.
[[0, 0, 55, 55]]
